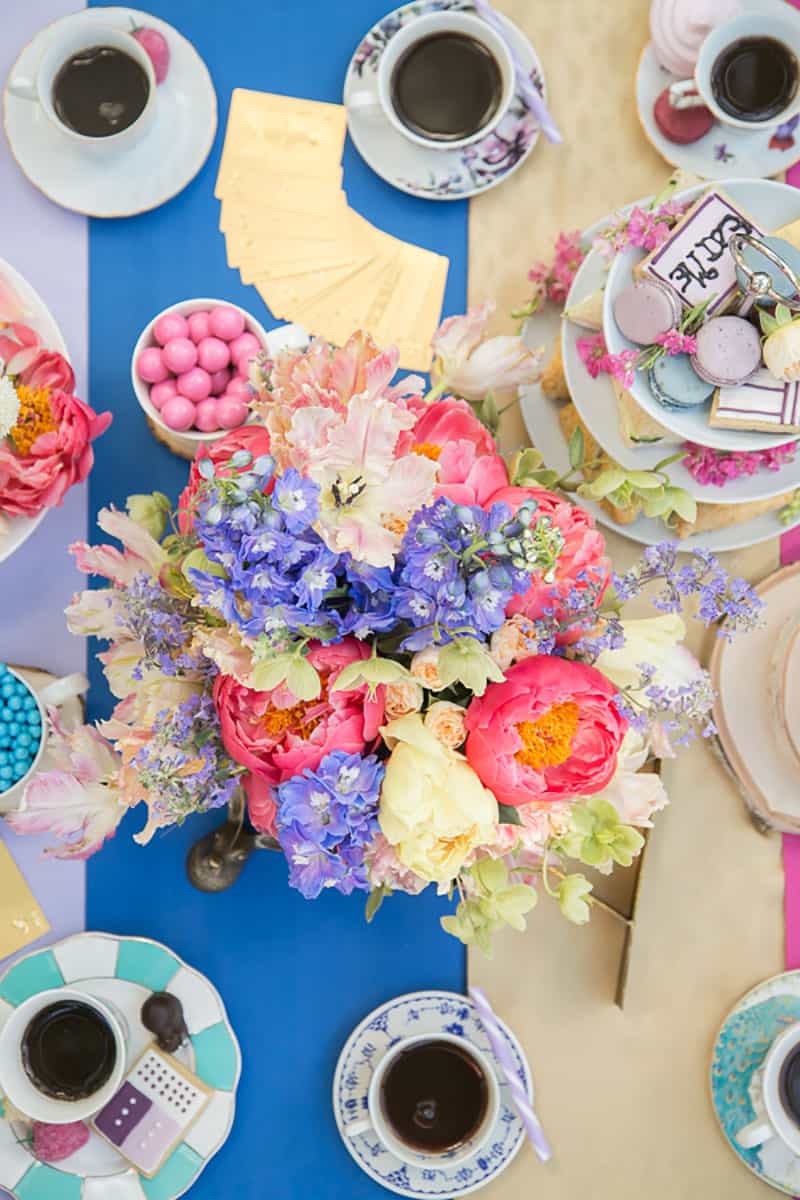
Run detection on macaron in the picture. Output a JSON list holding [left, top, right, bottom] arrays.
[[691, 316, 762, 387], [653, 85, 715, 145], [613, 278, 683, 345], [649, 353, 715, 410], [734, 236, 800, 306]]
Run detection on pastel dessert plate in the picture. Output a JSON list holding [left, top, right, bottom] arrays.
[[344, 1, 544, 201], [3, 9, 217, 217], [603, 178, 800, 451], [0, 933, 240, 1200]]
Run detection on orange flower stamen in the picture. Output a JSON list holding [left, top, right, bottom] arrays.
[[261, 700, 325, 740], [412, 441, 442, 461], [514, 702, 579, 770], [10, 385, 56, 456]]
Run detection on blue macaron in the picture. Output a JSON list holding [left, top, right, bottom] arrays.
[[648, 353, 715, 411]]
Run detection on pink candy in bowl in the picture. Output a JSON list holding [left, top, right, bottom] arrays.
[[132, 298, 271, 451]]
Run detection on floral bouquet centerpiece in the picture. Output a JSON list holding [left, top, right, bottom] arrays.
[[9, 305, 761, 953], [0, 279, 111, 540]]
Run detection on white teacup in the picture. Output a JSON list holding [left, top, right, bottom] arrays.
[[348, 11, 515, 150], [345, 1032, 500, 1167], [0, 669, 88, 813], [7, 17, 157, 151], [0, 987, 128, 1124], [670, 12, 800, 132], [735, 1022, 800, 1155]]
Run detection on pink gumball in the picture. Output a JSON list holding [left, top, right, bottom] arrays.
[[209, 368, 231, 395], [187, 311, 211, 343], [161, 395, 196, 431], [150, 379, 178, 411], [137, 346, 169, 384], [228, 332, 261, 365], [225, 377, 252, 401], [162, 337, 198, 374], [209, 305, 245, 341], [153, 312, 189, 346], [197, 336, 231, 373], [177, 367, 212, 402], [194, 399, 220, 433], [216, 395, 249, 429]]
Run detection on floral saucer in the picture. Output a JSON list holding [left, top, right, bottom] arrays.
[[3, 9, 217, 217], [344, 1, 544, 200], [0, 257, 68, 566], [333, 989, 531, 1197], [0, 933, 240, 1200], [711, 971, 800, 1195], [636, 0, 800, 181]]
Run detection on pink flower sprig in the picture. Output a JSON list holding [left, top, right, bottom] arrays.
[[655, 329, 698, 356], [576, 333, 638, 388], [682, 441, 798, 487], [593, 199, 689, 261], [514, 231, 586, 321]]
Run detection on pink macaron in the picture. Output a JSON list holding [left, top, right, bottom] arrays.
[[613, 278, 683, 346], [691, 316, 763, 387]]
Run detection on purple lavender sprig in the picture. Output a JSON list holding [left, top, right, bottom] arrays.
[[612, 544, 764, 639], [613, 663, 716, 745]]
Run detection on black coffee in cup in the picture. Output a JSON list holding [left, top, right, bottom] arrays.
[[380, 1039, 488, 1153], [711, 36, 798, 123], [780, 1044, 800, 1125], [21, 999, 117, 1101], [390, 32, 502, 142], [52, 45, 150, 138]]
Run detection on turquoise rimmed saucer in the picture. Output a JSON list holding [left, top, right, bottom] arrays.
[[0, 933, 240, 1200]]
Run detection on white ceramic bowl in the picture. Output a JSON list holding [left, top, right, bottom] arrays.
[[131, 297, 271, 457], [603, 178, 800, 452]]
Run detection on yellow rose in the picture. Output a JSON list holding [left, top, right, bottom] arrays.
[[409, 646, 446, 691], [424, 701, 467, 749], [384, 680, 424, 720], [379, 714, 498, 883]]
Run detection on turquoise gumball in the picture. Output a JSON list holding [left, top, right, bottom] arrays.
[[6, 722, 19, 737], [0, 708, 13, 724], [22, 695, 36, 710], [16, 732, 31, 749], [8, 696, 22, 711], [0, 753, 7, 767], [0, 765, 13, 782], [13, 747, 30, 763]]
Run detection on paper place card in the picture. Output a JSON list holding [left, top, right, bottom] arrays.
[[0, 840, 50, 960], [710, 368, 800, 433], [638, 189, 764, 315]]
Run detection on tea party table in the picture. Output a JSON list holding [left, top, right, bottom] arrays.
[[0, 2, 468, 1198]]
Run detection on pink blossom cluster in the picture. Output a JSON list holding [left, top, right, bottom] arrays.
[[526, 230, 585, 309], [593, 200, 688, 259], [682, 440, 798, 486], [576, 333, 638, 389], [655, 329, 697, 355]]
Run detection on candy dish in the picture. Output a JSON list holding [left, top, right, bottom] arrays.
[[333, 990, 531, 1197], [602, 177, 800, 451], [711, 970, 800, 1196], [132, 300, 307, 458], [0, 933, 240, 1200], [710, 565, 800, 834], [344, 0, 545, 201], [636, 0, 800, 181], [3, 9, 216, 218]]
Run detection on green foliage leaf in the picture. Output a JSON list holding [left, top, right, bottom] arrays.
[[776, 302, 793, 326], [365, 885, 389, 923], [181, 548, 227, 582], [497, 803, 523, 827], [582, 467, 626, 499], [509, 447, 545, 485], [625, 470, 662, 490], [568, 425, 585, 469], [760, 309, 782, 337]]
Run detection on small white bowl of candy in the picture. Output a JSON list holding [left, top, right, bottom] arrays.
[[132, 298, 270, 457]]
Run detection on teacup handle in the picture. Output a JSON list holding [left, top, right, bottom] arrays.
[[668, 79, 706, 110], [344, 1116, 374, 1139], [735, 1117, 775, 1149], [347, 91, 380, 112], [37, 672, 89, 710], [7, 76, 38, 102]]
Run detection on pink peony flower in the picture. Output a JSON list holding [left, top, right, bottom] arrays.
[[214, 639, 386, 830], [18, 350, 75, 394], [396, 396, 509, 505], [464, 655, 628, 806], [178, 425, 273, 533], [0, 388, 111, 517], [485, 485, 610, 640], [0, 322, 41, 375]]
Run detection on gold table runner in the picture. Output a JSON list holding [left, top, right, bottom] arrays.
[[468, 2, 787, 1194]]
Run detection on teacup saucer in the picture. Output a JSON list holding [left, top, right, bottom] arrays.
[[343, 1, 545, 200], [711, 970, 800, 1195], [333, 989, 531, 1197], [0, 932, 240, 1200], [3, 8, 217, 217], [635, 0, 800, 181]]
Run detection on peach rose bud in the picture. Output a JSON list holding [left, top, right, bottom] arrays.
[[424, 701, 467, 749], [384, 680, 424, 720], [409, 646, 446, 691]]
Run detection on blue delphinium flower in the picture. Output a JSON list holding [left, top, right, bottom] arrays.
[[275, 750, 384, 900]]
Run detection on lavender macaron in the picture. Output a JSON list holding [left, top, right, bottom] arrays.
[[613, 278, 683, 346], [691, 316, 762, 387]]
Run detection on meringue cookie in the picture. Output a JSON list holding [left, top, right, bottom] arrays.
[[650, 0, 740, 77]]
